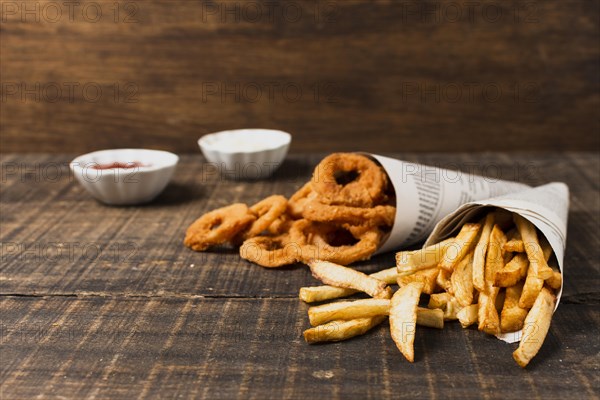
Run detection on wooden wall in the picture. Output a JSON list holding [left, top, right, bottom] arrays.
[[1, 0, 598, 153]]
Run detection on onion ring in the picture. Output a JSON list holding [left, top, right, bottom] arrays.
[[302, 199, 396, 228], [267, 214, 294, 235], [240, 233, 305, 268], [311, 153, 387, 207], [243, 195, 288, 239], [291, 220, 383, 265], [184, 203, 256, 251], [288, 182, 318, 219]]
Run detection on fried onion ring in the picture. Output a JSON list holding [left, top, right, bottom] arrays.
[[291, 220, 382, 265], [302, 199, 396, 228], [184, 203, 255, 251], [243, 195, 288, 239], [311, 153, 387, 207], [288, 182, 318, 219], [267, 214, 294, 235], [240, 233, 305, 267]]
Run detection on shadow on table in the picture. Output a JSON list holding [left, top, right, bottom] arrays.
[[150, 182, 205, 206], [270, 158, 315, 182]]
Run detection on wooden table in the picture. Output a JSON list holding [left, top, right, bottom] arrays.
[[1, 153, 598, 399]]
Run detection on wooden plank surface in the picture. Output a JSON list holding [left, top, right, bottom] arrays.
[[1, 153, 599, 399], [1, 297, 598, 400], [1, 0, 599, 153]]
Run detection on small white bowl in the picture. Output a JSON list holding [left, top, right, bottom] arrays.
[[70, 149, 179, 205], [198, 129, 291, 180]]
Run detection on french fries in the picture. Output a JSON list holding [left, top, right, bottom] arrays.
[[308, 259, 391, 299], [500, 282, 529, 332], [513, 288, 556, 367], [299, 267, 397, 303], [396, 208, 561, 367], [390, 282, 424, 362], [494, 253, 528, 287], [451, 253, 474, 307], [514, 215, 554, 280], [473, 213, 495, 292], [504, 239, 525, 253], [397, 266, 439, 294], [301, 209, 562, 369], [476, 224, 507, 335], [438, 223, 481, 271], [457, 304, 478, 328], [305, 298, 444, 329], [416, 307, 444, 329], [304, 317, 387, 343], [308, 298, 390, 326], [396, 238, 455, 275]]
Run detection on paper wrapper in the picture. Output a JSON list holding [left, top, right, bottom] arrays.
[[423, 182, 570, 343], [370, 154, 530, 253]]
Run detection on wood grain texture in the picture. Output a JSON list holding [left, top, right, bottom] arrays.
[[1, 0, 599, 153], [1, 152, 599, 398], [1, 297, 599, 400], [1, 153, 598, 299]]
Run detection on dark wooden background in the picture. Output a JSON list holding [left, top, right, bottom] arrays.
[[1, 0, 599, 153]]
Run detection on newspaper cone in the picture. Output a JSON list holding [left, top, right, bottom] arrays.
[[370, 154, 530, 253], [423, 182, 570, 343]]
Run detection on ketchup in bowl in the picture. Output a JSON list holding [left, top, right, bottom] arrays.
[[92, 161, 148, 170]]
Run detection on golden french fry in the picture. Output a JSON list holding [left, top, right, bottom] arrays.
[[427, 293, 462, 320], [439, 223, 481, 271], [307, 298, 444, 330], [457, 304, 478, 328], [501, 282, 529, 332], [485, 225, 507, 283], [519, 237, 562, 309], [370, 267, 400, 284], [436, 268, 452, 293], [443, 296, 463, 320], [397, 267, 439, 295], [389, 282, 424, 362], [428, 292, 453, 310], [519, 266, 544, 309], [396, 238, 455, 274], [308, 260, 390, 299], [478, 289, 500, 335], [303, 316, 386, 343], [416, 307, 444, 329], [504, 239, 525, 253], [476, 224, 506, 335], [513, 288, 556, 368], [546, 269, 562, 290], [494, 253, 529, 287], [473, 213, 495, 292], [539, 238, 563, 289], [299, 267, 397, 303], [299, 286, 357, 303], [308, 298, 390, 326], [514, 215, 553, 280], [451, 252, 474, 307]]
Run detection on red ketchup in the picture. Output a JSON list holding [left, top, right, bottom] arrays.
[[92, 161, 147, 170]]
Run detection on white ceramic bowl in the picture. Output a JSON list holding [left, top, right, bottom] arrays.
[[70, 149, 179, 205], [198, 129, 291, 180]]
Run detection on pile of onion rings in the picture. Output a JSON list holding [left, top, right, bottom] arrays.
[[184, 153, 396, 267]]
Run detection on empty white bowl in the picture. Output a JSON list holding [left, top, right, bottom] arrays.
[[198, 129, 291, 179], [70, 149, 179, 205]]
